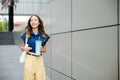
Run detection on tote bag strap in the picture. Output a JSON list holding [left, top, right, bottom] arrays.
[[25, 37, 28, 47], [25, 38, 28, 44]]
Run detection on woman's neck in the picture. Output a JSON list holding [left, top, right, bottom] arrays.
[[32, 28, 38, 35]]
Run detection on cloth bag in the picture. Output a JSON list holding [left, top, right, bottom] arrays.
[[19, 38, 28, 63]]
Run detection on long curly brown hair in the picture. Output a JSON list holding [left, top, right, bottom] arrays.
[[25, 14, 47, 40]]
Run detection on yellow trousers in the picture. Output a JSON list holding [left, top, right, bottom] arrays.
[[24, 54, 46, 80]]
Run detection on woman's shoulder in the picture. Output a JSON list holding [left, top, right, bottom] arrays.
[[21, 32, 26, 36], [45, 33, 50, 37]]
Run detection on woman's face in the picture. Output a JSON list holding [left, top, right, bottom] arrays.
[[30, 16, 40, 29]]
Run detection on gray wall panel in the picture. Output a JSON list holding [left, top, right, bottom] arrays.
[[45, 67, 51, 80], [44, 40, 51, 67], [51, 0, 71, 34], [72, 0, 117, 30], [51, 33, 71, 76], [33, 3, 42, 14], [72, 27, 118, 80], [15, 3, 34, 14], [118, 26, 120, 80], [39, 4, 51, 34], [119, 0, 120, 24], [52, 70, 72, 80]]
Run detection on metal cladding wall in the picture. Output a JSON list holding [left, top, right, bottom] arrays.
[[40, 0, 119, 80]]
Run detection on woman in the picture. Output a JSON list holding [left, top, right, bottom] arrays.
[[21, 14, 50, 80]]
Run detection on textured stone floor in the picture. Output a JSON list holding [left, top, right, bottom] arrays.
[[0, 45, 23, 80]]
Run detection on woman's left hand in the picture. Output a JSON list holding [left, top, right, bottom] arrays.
[[40, 45, 46, 53]]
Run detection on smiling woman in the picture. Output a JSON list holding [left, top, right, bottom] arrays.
[[20, 14, 50, 80]]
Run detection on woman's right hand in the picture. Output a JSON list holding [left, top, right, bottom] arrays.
[[24, 47, 32, 52], [21, 41, 32, 52], [21, 46, 32, 52]]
